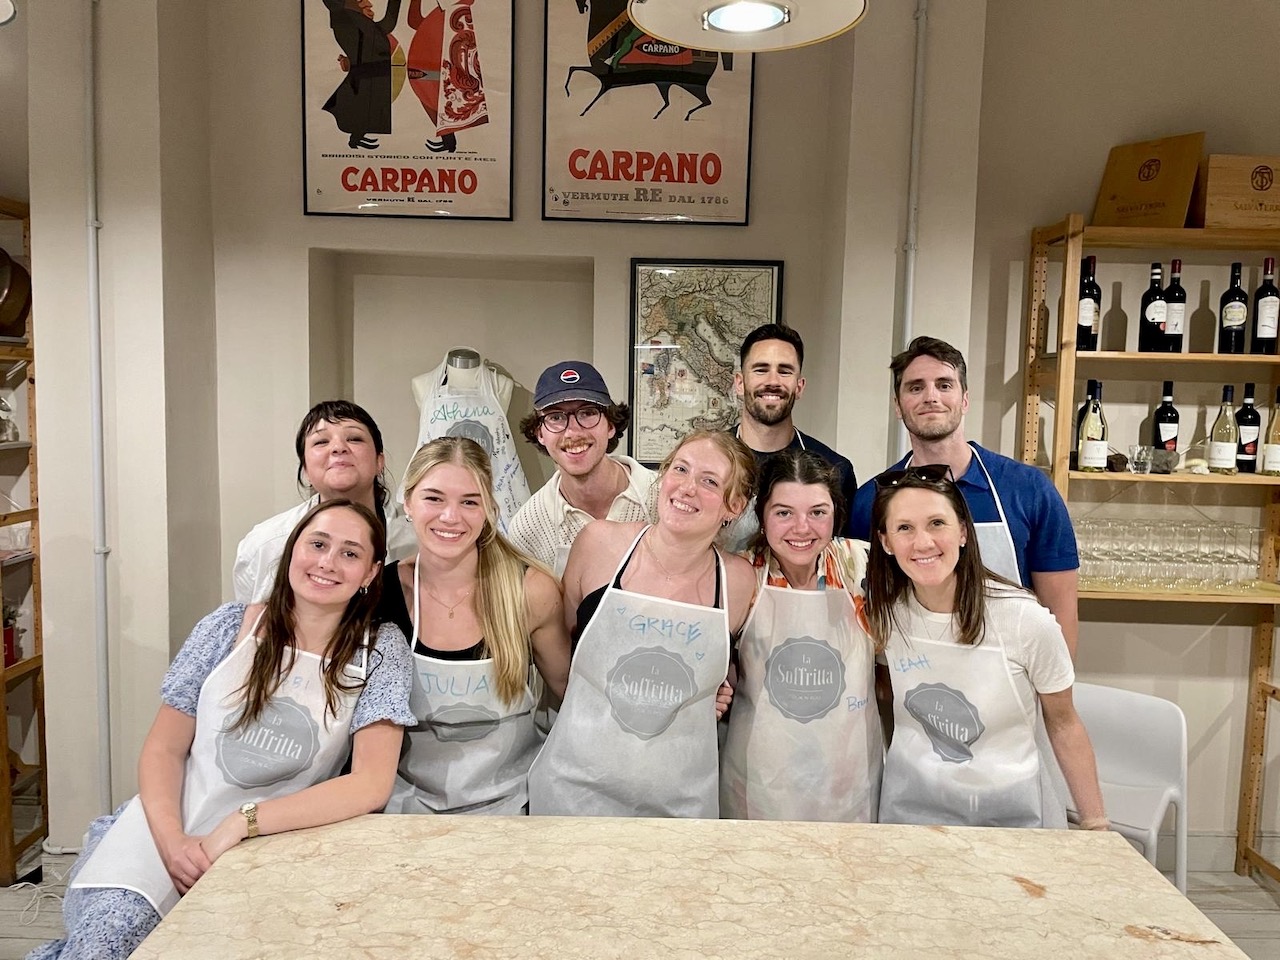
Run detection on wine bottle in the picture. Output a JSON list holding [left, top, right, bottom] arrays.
[[1262, 386, 1280, 477], [1219, 262, 1248, 355], [1236, 382, 1261, 473], [1208, 385, 1239, 475], [1077, 380, 1109, 473], [1138, 262, 1167, 353], [1252, 257, 1279, 355], [1151, 381, 1179, 452], [1163, 258, 1186, 353], [1077, 256, 1101, 351], [1075, 379, 1098, 458]]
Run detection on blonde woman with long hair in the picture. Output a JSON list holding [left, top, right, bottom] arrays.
[[379, 437, 571, 815], [529, 430, 758, 818]]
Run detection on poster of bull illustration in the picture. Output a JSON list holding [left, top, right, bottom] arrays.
[[302, 0, 514, 220], [542, 0, 755, 224]]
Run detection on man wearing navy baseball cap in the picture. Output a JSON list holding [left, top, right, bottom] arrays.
[[509, 361, 659, 578]]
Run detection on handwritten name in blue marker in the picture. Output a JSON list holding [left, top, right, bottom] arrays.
[[628, 614, 703, 645]]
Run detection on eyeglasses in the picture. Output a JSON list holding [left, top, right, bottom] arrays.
[[874, 463, 954, 488], [539, 406, 604, 433]]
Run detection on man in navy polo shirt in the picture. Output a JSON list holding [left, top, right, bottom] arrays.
[[848, 336, 1080, 658]]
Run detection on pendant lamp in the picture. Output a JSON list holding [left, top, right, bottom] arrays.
[[627, 0, 867, 53]]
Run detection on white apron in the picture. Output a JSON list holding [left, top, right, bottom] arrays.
[[528, 528, 730, 818], [384, 556, 542, 815], [416, 353, 530, 532], [720, 547, 882, 822], [879, 602, 1065, 828], [71, 613, 367, 915], [904, 444, 1071, 822]]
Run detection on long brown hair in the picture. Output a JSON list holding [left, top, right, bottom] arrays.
[[232, 499, 386, 731], [402, 437, 548, 706], [864, 473, 989, 648]]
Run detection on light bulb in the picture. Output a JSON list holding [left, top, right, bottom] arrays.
[[703, 1, 789, 33]]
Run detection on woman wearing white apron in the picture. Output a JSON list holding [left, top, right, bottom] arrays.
[[529, 431, 757, 818], [30, 501, 415, 960], [414, 349, 531, 532], [379, 437, 571, 815], [862, 465, 1107, 830], [720, 450, 883, 822]]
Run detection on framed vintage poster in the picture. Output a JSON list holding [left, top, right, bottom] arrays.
[[629, 259, 784, 465], [542, 1, 755, 224], [302, 0, 514, 220]]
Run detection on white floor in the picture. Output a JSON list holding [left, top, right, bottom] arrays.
[[0, 856, 1277, 959]]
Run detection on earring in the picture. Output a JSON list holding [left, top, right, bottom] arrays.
[[721, 519, 731, 528], [404, 513, 413, 522], [359, 584, 368, 596]]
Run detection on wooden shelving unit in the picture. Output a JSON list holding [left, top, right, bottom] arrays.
[[0, 197, 46, 885], [1021, 213, 1280, 884]]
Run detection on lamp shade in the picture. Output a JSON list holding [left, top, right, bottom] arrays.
[[0, 1, 15, 27], [627, 0, 867, 53]]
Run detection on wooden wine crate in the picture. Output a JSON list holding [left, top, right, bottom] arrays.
[[1189, 154, 1280, 228], [1091, 131, 1204, 228]]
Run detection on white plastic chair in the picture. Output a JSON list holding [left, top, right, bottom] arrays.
[[1068, 682, 1188, 894]]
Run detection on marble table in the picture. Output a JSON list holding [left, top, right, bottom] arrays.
[[133, 815, 1247, 959]]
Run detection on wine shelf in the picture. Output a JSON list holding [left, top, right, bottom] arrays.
[[1080, 585, 1280, 605], [1067, 470, 1280, 486]]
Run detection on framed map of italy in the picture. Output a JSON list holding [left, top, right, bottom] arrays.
[[628, 258, 784, 465]]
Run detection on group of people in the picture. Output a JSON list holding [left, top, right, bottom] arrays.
[[32, 328, 1106, 960]]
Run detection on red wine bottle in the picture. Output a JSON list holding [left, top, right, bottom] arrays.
[[1237, 381, 1261, 473], [1077, 256, 1100, 351], [1151, 381, 1179, 452], [1219, 262, 1248, 354], [1138, 262, 1166, 352], [1252, 257, 1279, 355], [1163, 259, 1185, 353]]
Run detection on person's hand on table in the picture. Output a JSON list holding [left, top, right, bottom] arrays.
[[197, 812, 251, 873]]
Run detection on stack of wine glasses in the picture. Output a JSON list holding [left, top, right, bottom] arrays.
[[1074, 517, 1262, 592]]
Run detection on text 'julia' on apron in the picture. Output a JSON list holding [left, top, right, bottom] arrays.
[[527, 528, 730, 818], [384, 554, 542, 815]]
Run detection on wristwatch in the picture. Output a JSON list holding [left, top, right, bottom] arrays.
[[239, 801, 259, 839]]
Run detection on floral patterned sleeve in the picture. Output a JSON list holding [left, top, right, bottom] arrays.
[[159, 602, 247, 717], [350, 622, 417, 733]]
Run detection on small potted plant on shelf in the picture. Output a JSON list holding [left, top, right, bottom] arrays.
[[3, 601, 18, 668]]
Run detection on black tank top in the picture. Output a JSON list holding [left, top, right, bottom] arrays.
[[378, 560, 487, 661]]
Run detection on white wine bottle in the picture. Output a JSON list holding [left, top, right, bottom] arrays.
[[1262, 385, 1280, 477], [1077, 380, 1109, 473], [1208, 385, 1239, 475]]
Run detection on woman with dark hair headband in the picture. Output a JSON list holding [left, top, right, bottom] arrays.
[[233, 400, 414, 603], [720, 449, 882, 822], [865, 467, 1105, 830]]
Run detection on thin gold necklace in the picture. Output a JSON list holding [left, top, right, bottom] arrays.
[[423, 583, 474, 619], [644, 535, 713, 604]]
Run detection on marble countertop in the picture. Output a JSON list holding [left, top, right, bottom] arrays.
[[133, 815, 1246, 959]]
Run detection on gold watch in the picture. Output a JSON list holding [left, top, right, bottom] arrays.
[[239, 801, 259, 839]]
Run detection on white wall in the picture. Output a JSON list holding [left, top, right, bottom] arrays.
[[971, 0, 1280, 843]]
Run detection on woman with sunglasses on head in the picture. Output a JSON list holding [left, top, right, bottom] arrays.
[[379, 437, 571, 815], [30, 501, 415, 960], [233, 400, 415, 604], [865, 465, 1106, 830], [719, 449, 882, 822], [529, 430, 757, 818]]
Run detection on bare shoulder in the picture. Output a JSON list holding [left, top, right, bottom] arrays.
[[720, 551, 758, 599], [523, 565, 564, 610], [574, 519, 645, 559]]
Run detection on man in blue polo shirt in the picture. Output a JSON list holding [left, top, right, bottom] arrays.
[[848, 336, 1079, 657]]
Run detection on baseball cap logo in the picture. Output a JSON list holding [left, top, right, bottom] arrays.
[[560, 369, 580, 384]]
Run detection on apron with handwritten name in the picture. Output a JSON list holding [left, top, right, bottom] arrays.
[[416, 353, 530, 532], [720, 543, 882, 822], [70, 613, 366, 915], [384, 555, 542, 814], [528, 528, 729, 818]]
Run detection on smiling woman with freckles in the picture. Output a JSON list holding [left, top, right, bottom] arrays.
[[719, 449, 882, 822], [378, 437, 571, 815], [528, 430, 758, 818], [865, 468, 1106, 830]]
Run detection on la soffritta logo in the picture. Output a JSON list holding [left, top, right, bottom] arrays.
[[606, 646, 696, 740], [216, 697, 321, 789], [903, 682, 985, 763], [763, 635, 846, 723]]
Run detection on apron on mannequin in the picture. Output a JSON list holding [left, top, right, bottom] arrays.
[[416, 353, 530, 532], [528, 528, 730, 818], [384, 556, 542, 815], [720, 546, 882, 822], [879, 604, 1064, 828], [903, 442, 1070, 822], [70, 613, 367, 916]]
